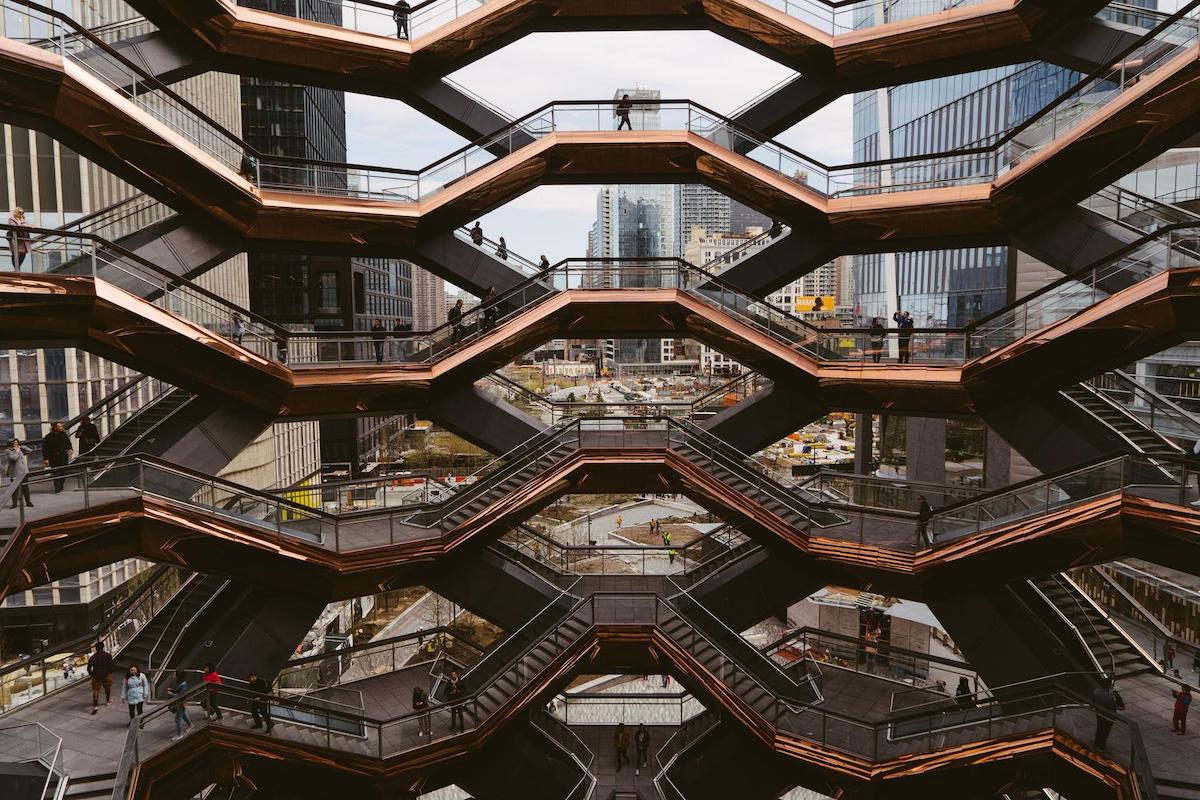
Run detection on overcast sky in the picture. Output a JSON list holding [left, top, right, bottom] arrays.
[[346, 31, 854, 264]]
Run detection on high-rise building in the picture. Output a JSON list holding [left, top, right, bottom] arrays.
[[675, 185, 730, 256], [412, 267, 448, 330], [0, 4, 322, 653]]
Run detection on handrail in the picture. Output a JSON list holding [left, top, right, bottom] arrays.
[[279, 625, 489, 671], [530, 709, 597, 800], [459, 577, 582, 688], [1093, 370, 1200, 443], [1, 222, 286, 336], [759, 626, 973, 673], [653, 710, 721, 800], [1028, 577, 1114, 681], [0, 565, 177, 682], [20, 375, 162, 454], [142, 574, 205, 674], [661, 581, 819, 704], [118, 659, 1148, 798], [148, 578, 231, 691]]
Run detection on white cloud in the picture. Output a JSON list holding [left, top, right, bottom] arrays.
[[346, 30, 857, 258]]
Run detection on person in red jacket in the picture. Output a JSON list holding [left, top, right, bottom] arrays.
[[1173, 684, 1192, 734], [202, 664, 224, 721]]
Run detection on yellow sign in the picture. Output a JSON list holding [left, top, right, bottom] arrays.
[[795, 296, 836, 312]]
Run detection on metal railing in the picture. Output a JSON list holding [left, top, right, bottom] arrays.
[[760, 627, 979, 696], [498, 523, 750, 577], [530, 709, 597, 800], [0, 566, 187, 714], [274, 625, 489, 693], [277, 0, 996, 42], [7, 0, 1198, 208], [0, 722, 65, 800], [1086, 370, 1200, 445], [548, 692, 705, 727], [0, 222, 285, 361]]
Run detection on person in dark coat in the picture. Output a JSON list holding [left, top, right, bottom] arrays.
[[615, 723, 630, 771], [393, 0, 410, 38], [42, 422, 73, 493], [248, 671, 274, 733], [955, 676, 975, 710], [448, 299, 465, 345], [470, 222, 484, 246], [634, 723, 650, 775], [893, 310, 914, 364], [446, 670, 465, 732], [371, 319, 387, 363], [1091, 682, 1121, 750], [76, 416, 101, 455], [87, 641, 113, 714], [916, 495, 933, 546], [616, 94, 633, 130]]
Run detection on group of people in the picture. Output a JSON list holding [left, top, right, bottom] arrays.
[[4, 418, 101, 509], [85, 641, 274, 740], [865, 311, 916, 364], [370, 318, 415, 363], [613, 722, 652, 775]]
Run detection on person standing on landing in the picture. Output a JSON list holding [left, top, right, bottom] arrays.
[[202, 663, 224, 720], [42, 422, 73, 493], [122, 664, 149, 721], [87, 641, 113, 714], [4, 438, 32, 508], [393, 0, 410, 38], [75, 416, 101, 455], [166, 669, 193, 740], [893, 310, 914, 364], [6, 207, 31, 271], [1173, 685, 1192, 734]]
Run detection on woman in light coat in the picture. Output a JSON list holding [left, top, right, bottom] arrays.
[[2, 438, 32, 508], [6, 207, 31, 271], [122, 664, 150, 720]]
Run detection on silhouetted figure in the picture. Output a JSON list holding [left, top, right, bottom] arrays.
[[449, 299, 465, 345], [616, 94, 633, 130], [393, 1, 410, 38], [893, 310, 914, 364], [76, 416, 101, 454], [371, 319, 387, 363], [496, 236, 508, 261], [43, 422, 73, 493], [917, 495, 933, 545], [470, 221, 484, 246], [1092, 682, 1121, 750], [248, 671, 273, 733], [615, 723, 630, 770], [955, 677, 975, 710], [482, 286, 498, 331], [635, 723, 650, 775], [539, 255, 550, 270]]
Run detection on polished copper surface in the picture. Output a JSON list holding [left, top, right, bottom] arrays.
[[121, 623, 1140, 800], [3, 272, 1197, 421], [2, 446, 1197, 604], [123, 0, 1102, 93], [5, 34, 1200, 258]]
